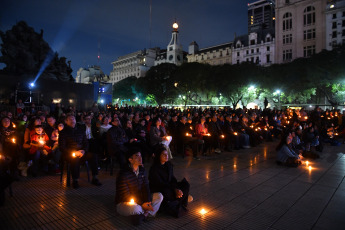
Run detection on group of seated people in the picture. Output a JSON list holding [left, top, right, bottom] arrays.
[[115, 145, 191, 225], [0, 105, 343, 206]]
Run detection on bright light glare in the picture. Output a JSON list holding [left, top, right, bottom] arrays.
[[276, 90, 281, 94], [30, 82, 35, 87], [200, 208, 207, 215]]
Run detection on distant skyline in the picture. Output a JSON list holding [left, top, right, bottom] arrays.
[[0, 0, 258, 77]]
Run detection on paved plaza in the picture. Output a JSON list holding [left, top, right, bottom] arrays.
[[1, 141, 345, 230]]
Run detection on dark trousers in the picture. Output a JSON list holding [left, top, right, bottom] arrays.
[[69, 151, 98, 180]]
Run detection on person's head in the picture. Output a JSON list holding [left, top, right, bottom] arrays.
[[154, 145, 169, 165], [1, 117, 11, 128], [46, 115, 56, 127], [180, 116, 187, 124], [102, 116, 109, 125], [140, 118, 146, 126], [153, 117, 161, 127], [39, 115, 46, 123], [212, 115, 217, 122], [126, 147, 142, 167], [7, 112, 13, 119], [200, 116, 206, 124], [57, 123, 64, 131], [171, 114, 178, 122], [35, 125, 43, 135], [84, 115, 92, 125], [65, 114, 76, 128], [225, 115, 232, 122], [126, 120, 132, 129], [112, 117, 120, 126], [22, 114, 28, 122]]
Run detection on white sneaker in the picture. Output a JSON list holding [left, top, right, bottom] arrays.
[[188, 195, 193, 203]]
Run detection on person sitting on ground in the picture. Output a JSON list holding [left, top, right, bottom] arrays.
[[276, 132, 303, 167], [149, 145, 192, 218], [115, 148, 163, 226]]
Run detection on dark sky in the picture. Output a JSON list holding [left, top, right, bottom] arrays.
[[0, 0, 256, 77]]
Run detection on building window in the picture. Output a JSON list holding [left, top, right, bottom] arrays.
[[285, 0, 290, 4], [266, 37, 271, 42], [332, 31, 337, 38], [237, 60, 240, 64], [304, 29, 316, 40], [283, 49, 292, 61], [251, 57, 254, 63], [303, 45, 315, 57], [303, 6, 315, 26], [266, 54, 270, 63], [343, 20, 345, 27], [256, 48, 259, 53], [332, 21, 337, 29], [251, 49, 254, 54], [267, 46, 270, 51], [343, 29, 345, 36], [333, 13, 337, 19], [237, 52, 240, 57], [246, 50, 249, 54], [283, 12, 292, 31], [283, 34, 292, 44], [250, 40, 255, 45]]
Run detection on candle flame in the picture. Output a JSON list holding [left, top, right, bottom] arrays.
[[12, 123, 16, 128], [72, 152, 76, 157], [234, 132, 237, 136], [221, 135, 225, 138], [200, 208, 207, 215], [309, 166, 312, 170], [12, 138, 16, 143], [306, 161, 309, 166], [129, 198, 135, 205]]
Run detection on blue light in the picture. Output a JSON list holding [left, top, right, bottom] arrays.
[[30, 82, 35, 87]]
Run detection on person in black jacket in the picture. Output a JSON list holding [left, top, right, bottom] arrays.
[[115, 148, 163, 225], [149, 145, 191, 218], [58, 114, 101, 188]]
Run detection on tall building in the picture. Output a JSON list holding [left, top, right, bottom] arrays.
[[75, 65, 107, 84], [232, 30, 275, 66], [187, 41, 233, 65], [275, 0, 328, 63], [248, 0, 276, 33], [155, 22, 185, 66], [109, 48, 157, 85], [325, 0, 345, 50]]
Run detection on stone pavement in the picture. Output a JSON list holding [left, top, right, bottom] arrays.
[[1, 141, 345, 230]]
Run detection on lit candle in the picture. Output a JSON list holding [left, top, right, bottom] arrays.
[[129, 198, 135, 205], [221, 135, 225, 138], [304, 116, 308, 120], [0, 154, 3, 160], [39, 140, 45, 145], [186, 133, 190, 137], [309, 166, 312, 170], [200, 208, 207, 215], [206, 133, 211, 136], [12, 123, 16, 128], [306, 161, 309, 166], [12, 138, 16, 144], [72, 152, 76, 158], [234, 132, 238, 136]]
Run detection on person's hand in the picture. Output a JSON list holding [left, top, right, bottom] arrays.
[[299, 154, 304, 160], [76, 150, 85, 158], [175, 189, 183, 198], [42, 149, 48, 156], [142, 202, 154, 212]]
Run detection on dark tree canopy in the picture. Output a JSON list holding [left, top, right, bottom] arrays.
[[0, 21, 73, 81]]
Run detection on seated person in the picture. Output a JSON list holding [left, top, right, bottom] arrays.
[[115, 148, 163, 225], [276, 133, 303, 167], [149, 145, 192, 218], [25, 125, 51, 176]]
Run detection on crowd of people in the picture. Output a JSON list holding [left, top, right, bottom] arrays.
[[0, 102, 344, 224]]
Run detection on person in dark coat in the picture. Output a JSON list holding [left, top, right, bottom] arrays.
[[115, 148, 163, 225], [149, 145, 192, 218], [59, 114, 101, 188]]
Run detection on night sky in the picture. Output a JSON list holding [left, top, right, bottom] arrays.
[[0, 0, 257, 78]]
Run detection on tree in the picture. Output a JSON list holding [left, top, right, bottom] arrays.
[[134, 63, 177, 105], [0, 21, 72, 81], [113, 76, 137, 101]]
